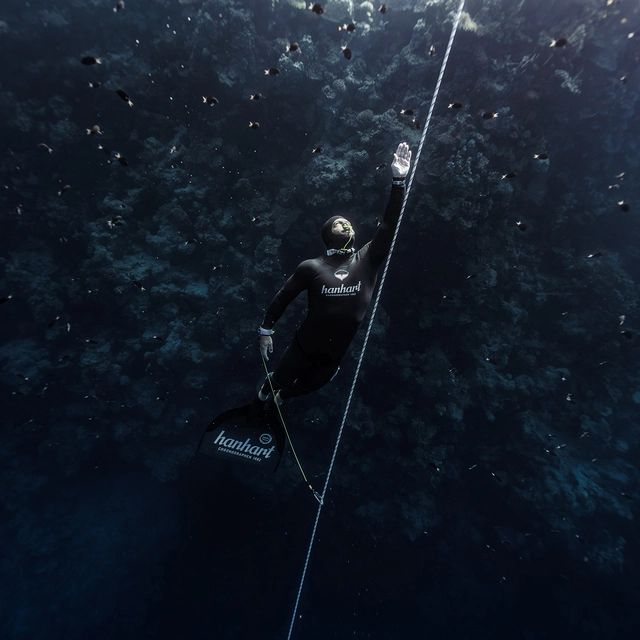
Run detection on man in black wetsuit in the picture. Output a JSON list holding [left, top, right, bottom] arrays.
[[254, 142, 411, 409]]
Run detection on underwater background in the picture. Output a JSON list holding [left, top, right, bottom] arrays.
[[1, 0, 640, 638]]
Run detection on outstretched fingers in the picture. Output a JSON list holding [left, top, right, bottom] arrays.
[[396, 141, 411, 161]]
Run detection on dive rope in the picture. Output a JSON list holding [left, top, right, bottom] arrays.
[[287, 1, 467, 636]]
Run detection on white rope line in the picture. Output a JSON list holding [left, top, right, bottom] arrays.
[[286, 1, 467, 637]]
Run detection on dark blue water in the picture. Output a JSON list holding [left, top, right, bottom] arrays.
[[1, 0, 640, 638]]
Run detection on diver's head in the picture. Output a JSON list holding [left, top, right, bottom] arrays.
[[322, 215, 355, 254]]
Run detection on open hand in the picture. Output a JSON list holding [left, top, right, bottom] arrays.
[[391, 142, 411, 178]]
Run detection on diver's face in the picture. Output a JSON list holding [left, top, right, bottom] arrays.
[[332, 218, 354, 238]]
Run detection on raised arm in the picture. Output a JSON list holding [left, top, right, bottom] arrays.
[[369, 142, 412, 268]]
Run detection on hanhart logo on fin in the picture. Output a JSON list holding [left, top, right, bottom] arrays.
[[334, 269, 349, 281], [213, 430, 277, 465], [198, 405, 285, 472]]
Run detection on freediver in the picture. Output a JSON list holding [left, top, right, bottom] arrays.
[[253, 141, 412, 412]]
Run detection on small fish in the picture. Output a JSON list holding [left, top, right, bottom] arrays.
[[250, 93, 263, 100], [113, 0, 125, 12], [615, 172, 625, 179], [286, 43, 299, 52], [58, 184, 71, 196], [379, 4, 388, 13], [620, 492, 633, 500], [468, 464, 477, 470], [312, 146, 323, 153], [107, 215, 124, 228], [88, 81, 102, 89], [482, 111, 498, 119], [516, 221, 527, 231], [502, 171, 518, 179], [85, 339, 98, 344], [264, 67, 280, 76], [59, 237, 67, 243], [342, 46, 352, 60], [448, 102, 463, 109], [184, 238, 198, 245], [485, 357, 498, 365], [628, 32, 637, 39], [86, 124, 102, 135], [309, 3, 324, 14], [81, 56, 102, 65], [47, 316, 60, 329], [466, 273, 477, 279], [170, 146, 177, 153], [38, 143, 53, 153], [116, 89, 133, 106], [608, 184, 620, 190], [428, 462, 439, 472], [202, 96, 219, 105], [98, 144, 111, 155], [412, 118, 421, 129], [132, 280, 145, 291], [619, 314, 626, 325], [621, 330, 633, 339], [618, 201, 630, 212], [115, 152, 128, 166], [566, 393, 575, 403], [491, 472, 503, 483], [376, 163, 386, 170], [400, 108, 414, 115], [1, 295, 13, 304], [429, 45, 436, 56], [620, 75, 628, 84], [550, 38, 568, 48], [533, 153, 549, 160], [249, 121, 260, 129], [339, 23, 356, 32], [587, 252, 603, 258], [442, 295, 455, 300], [152, 335, 164, 341]]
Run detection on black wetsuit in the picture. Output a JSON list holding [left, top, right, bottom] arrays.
[[260, 181, 405, 399]]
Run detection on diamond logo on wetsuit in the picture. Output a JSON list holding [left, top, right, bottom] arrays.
[[334, 269, 349, 281]]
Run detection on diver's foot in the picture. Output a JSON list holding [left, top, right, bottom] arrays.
[[257, 373, 275, 401], [265, 391, 283, 419]]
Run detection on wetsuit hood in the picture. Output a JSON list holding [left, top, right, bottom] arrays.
[[322, 215, 355, 253]]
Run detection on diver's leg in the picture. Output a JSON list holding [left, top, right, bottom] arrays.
[[279, 357, 341, 400], [257, 335, 311, 400]]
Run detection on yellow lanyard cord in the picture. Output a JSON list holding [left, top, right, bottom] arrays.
[[260, 349, 322, 504]]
